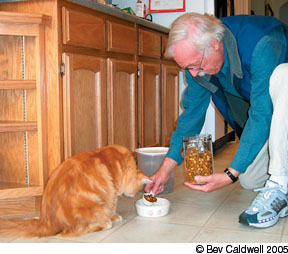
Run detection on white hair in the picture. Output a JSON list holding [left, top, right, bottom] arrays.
[[165, 13, 225, 58]]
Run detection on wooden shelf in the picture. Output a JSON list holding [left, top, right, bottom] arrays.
[[0, 11, 51, 26], [0, 196, 40, 220], [0, 182, 43, 200], [0, 80, 36, 90], [0, 121, 37, 132], [0, 10, 48, 217]]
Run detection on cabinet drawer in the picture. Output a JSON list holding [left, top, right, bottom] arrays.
[[62, 7, 105, 50], [138, 29, 161, 58], [107, 21, 137, 54]]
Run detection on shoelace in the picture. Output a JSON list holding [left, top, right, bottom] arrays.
[[251, 186, 280, 209]]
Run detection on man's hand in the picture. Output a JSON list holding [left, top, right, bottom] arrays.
[[144, 157, 177, 195], [184, 167, 240, 192]]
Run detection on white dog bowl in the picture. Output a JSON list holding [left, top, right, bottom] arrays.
[[135, 198, 170, 217]]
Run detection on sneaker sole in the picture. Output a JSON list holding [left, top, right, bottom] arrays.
[[247, 206, 288, 228], [249, 215, 279, 228]]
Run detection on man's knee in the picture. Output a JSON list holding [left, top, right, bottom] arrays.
[[239, 174, 268, 190], [239, 176, 256, 190], [273, 63, 288, 75]]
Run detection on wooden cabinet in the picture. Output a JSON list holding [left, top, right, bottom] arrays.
[[62, 7, 105, 50], [0, 0, 180, 217], [107, 59, 138, 151], [62, 53, 107, 159], [0, 12, 49, 200], [161, 64, 180, 147], [0, 0, 179, 173], [138, 28, 161, 58], [234, 0, 251, 15], [60, 4, 179, 155], [137, 28, 162, 148], [107, 20, 137, 54], [161, 35, 169, 59], [138, 62, 161, 147]]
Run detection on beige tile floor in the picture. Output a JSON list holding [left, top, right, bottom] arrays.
[[1, 141, 288, 243]]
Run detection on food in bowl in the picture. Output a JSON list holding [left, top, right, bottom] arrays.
[[142, 192, 157, 206], [144, 194, 157, 203]]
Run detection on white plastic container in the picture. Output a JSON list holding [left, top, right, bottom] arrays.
[[135, 198, 170, 217], [135, 147, 174, 193]]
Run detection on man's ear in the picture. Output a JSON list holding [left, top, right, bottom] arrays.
[[210, 39, 220, 50]]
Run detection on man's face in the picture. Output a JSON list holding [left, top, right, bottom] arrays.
[[173, 38, 224, 77]]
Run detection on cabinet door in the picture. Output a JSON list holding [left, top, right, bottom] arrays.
[[234, 0, 250, 15], [138, 62, 161, 147], [162, 64, 180, 147], [107, 59, 137, 151], [62, 53, 107, 159]]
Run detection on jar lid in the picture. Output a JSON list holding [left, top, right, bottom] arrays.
[[183, 134, 212, 141]]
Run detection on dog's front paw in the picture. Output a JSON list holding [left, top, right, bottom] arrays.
[[111, 214, 122, 222]]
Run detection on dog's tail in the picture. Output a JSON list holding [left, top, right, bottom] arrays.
[[0, 218, 56, 238]]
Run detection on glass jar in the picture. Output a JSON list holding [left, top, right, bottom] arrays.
[[183, 134, 214, 184]]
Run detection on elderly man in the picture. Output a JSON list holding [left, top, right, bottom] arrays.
[[144, 13, 288, 228]]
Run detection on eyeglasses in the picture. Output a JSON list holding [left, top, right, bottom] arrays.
[[185, 49, 205, 71]]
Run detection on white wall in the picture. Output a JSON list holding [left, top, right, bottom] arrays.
[[251, 0, 265, 15]]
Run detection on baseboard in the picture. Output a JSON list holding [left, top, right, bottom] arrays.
[[213, 131, 236, 154]]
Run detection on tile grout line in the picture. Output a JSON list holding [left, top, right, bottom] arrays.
[[190, 227, 283, 243], [192, 224, 284, 236], [132, 216, 204, 227], [98, 218, 133, 243], [189, 183, 240, 242], [47, 219, 134, 243], [280, 216, 288, 242], [189, 140, 239, 243]]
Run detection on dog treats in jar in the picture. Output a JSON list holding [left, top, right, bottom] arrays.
[[183, 134, 214, 184]]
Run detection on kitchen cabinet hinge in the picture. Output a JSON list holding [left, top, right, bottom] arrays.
[[60, 62, 65, 77], [137, 68, 140, 78]]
